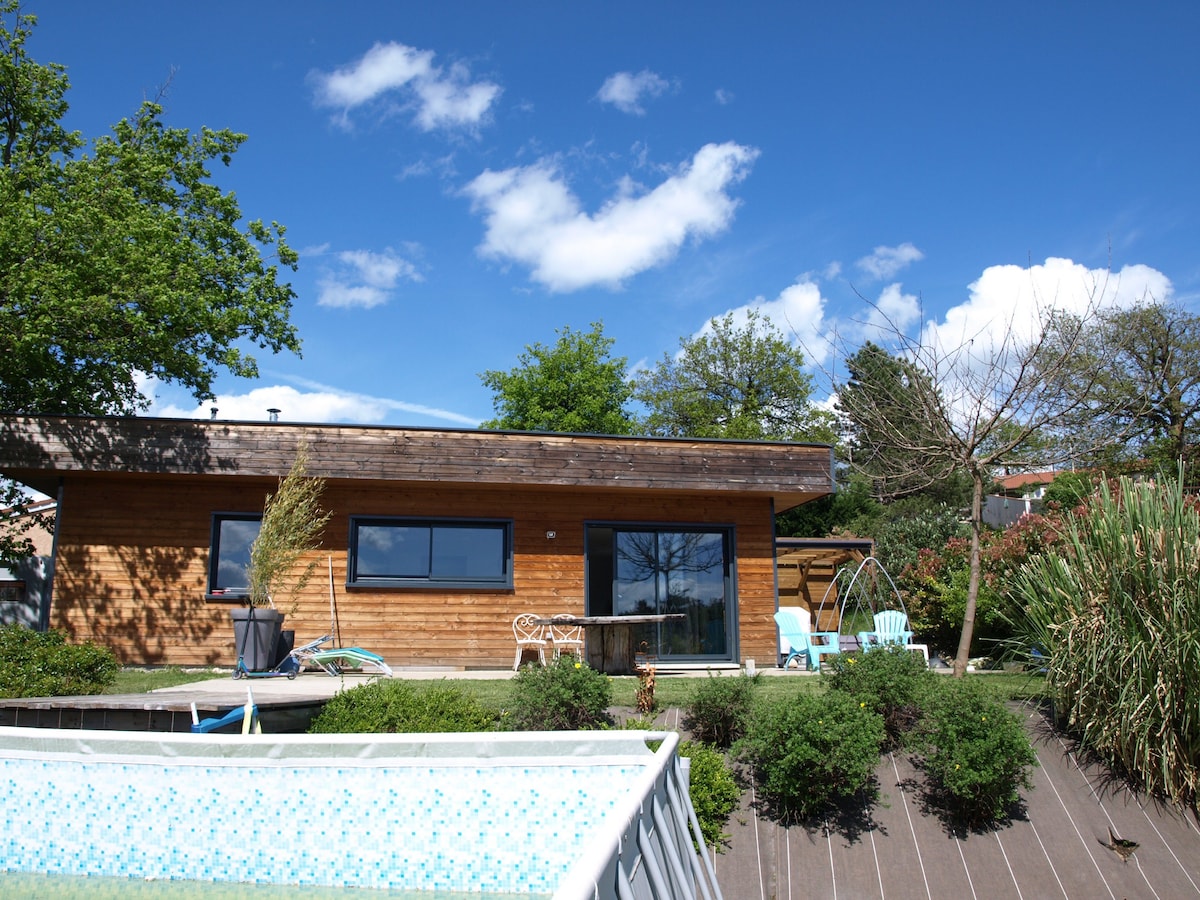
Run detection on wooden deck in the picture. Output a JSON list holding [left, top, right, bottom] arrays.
[[0, 688, 330, 733], [704, 703, 1200, 899]]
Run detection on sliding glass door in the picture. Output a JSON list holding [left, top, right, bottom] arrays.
[[585, 525, 734, 662]]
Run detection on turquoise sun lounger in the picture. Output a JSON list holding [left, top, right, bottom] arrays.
[[297, 644, 393, 677]]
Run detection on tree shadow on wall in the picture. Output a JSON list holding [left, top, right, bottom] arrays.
[[59, 543, 224, 665]]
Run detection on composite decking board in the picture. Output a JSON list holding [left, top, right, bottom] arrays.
[[1026, 711, 1200, 899], [869, 754, 953, 900], [716, 705, 1200, 900]]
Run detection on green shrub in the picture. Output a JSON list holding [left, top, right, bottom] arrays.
[[1006, 471, 1200, 807], [737, 691, 884, 822], [682, 672, 759, 749], [0, 625, 119, 698], [504, 655, 613, 730], [678, 740, 741, 851], [916, 679, 1037, 826], [309, 679, 499, 733], [823, 646, 932, 749]]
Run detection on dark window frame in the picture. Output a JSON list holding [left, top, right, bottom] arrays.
[[584, 521, 738, 662], [206, 512, 262, 602], [347, 516, 514, 590]]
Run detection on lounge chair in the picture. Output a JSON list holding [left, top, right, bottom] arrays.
[[300, 645, 393, 677], [857, 609, 914, 649], [774, 607, 841, 671]]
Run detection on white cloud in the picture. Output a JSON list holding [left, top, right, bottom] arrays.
[[596, 70, 671, 115], [310, 41, 500, 131], [925, 257, 1171, 358], [463, 141, 759, 292], [859, 283, 922, 342], [154, 381, 480, 427], [714, 88, 734, 105], [317, 248, 422, 309], [856, 242, 924, 280], [691, 278, 834, 368]]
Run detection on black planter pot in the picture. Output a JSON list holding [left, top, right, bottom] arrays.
[[231, 607, 285, 672]]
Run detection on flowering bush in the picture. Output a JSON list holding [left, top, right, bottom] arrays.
[[916, 679, 1037, 825], [504, 654, 613, 730], [737, 691, 884, 822], [823, 646, 932, 749], [678, 740, 741, 851]]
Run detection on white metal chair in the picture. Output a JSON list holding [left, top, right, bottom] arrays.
[[512, 613, 549, 670], [547, 614, 584, 660]]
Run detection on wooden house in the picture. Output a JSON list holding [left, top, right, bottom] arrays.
[[0, 415, 835, 671]]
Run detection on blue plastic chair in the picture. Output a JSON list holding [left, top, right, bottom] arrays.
[[857, 609, 914, 649], [774, 608, 841, 670]]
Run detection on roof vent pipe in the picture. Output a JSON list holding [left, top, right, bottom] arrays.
[[267, 408, 280, 422], [210, 407, 218, 420]]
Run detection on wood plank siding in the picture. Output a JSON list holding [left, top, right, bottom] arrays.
[[0, 416, 835, 669]]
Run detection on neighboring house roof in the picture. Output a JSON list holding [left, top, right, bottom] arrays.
[[0, 496, 55, 557], [0, 415, 836, 512], [995, 471, 1058, 495]]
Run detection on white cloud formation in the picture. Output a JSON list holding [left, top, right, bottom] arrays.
[[317, 248, 422, 309], [858, 283, 922, 343], [154, 381, 479, 427], [856, 242, 924, 280], [596, 70, 671, 115], [699, 279, 834, 367], [924, 257, 1171, 359], [463, 141, 759, 292], [310, 42, 500, 131]]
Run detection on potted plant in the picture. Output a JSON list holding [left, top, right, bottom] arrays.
[[232, 442, 331, 672]]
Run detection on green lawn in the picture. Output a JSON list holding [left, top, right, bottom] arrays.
[[106, 666, 1047, 709], [108, 667, 228, 694]]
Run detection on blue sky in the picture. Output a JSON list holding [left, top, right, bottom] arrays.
[[28, 1, 1200, 428]]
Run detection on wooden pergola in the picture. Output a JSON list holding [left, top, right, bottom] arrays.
[[775, 537, 874, 630]]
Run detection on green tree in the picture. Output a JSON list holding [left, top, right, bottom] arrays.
[[479, 322, 635, 434], [0, 5, 301, 564], [634, 309, 835, 441], [1056, 301, 1200, 472], [834, 298, 1119, 676], [0, 3, 301, 416], [837, 341, 951, 501]]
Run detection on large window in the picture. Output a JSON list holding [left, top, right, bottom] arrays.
[[586, 524, 734, 662], [348, 517, 513, 589], [207, 513, 262, 599]]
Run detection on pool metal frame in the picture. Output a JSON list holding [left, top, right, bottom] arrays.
[[0, 726, 721, 900]]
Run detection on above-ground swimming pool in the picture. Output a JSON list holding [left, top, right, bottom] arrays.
[[0, 727, 719, 899]]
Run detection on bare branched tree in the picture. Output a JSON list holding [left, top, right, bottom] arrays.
[[830, 276, 1134, 676]]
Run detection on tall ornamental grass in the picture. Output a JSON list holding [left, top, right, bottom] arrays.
[[1006, 473, 1200, 807]]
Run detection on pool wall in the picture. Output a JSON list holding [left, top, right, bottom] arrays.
[[0, 728, 720, 899]]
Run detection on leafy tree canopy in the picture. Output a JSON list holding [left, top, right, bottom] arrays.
[[1054, 301, 1200, 472], [0, 2, 301, 416], [633, 309, 835, 442], [479, 321, 635, 434]]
